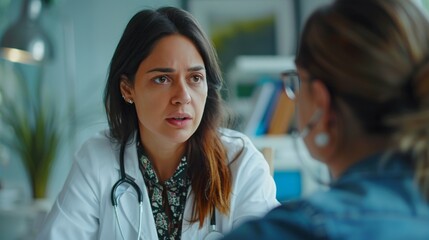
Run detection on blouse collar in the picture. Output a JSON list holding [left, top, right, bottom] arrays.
[[137, 141, 189, 188]]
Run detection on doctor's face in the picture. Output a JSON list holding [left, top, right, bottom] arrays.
[[125, 34, 208, 145]]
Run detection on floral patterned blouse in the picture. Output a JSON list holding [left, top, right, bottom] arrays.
[[137, 142, 190, 240]]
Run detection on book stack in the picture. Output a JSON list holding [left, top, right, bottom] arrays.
[[243, 77, 295, 137]]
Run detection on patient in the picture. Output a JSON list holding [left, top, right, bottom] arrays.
[[223, 0, 429, 238]]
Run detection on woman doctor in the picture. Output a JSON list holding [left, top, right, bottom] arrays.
[[37, 6, 278, 240]]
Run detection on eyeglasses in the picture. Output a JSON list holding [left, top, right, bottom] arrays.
[[281, 70, 301, 100]]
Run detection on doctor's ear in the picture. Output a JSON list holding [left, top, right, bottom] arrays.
[[120, 75, 134, 104]]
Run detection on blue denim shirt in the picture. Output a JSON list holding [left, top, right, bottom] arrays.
[[222, 152, 429, 239]]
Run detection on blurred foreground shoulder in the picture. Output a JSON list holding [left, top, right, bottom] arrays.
[[222, 201, 319, 240]]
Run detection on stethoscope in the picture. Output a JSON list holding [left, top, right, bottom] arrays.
[[110, 140, 224, 240], [205, 210, 224, 240], [111, 142, 143, 240]]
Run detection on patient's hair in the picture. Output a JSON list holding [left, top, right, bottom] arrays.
[[295, 0, 429, 199]]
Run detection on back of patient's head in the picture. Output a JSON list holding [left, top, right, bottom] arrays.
[[295, 0, 429, 197]]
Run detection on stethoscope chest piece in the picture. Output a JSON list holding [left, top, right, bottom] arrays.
[[204, 231, 224, 240], [203, 209, 223, 240]]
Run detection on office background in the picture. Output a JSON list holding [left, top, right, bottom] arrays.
[[1, 0, 427, 238]]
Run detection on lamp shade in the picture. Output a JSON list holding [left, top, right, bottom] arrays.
[[0, 0, 53, 64]]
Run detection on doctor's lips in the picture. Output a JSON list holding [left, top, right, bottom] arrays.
[[166, 113, 192, 127]]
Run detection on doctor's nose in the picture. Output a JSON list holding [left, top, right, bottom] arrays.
[[171, 83, 191, 105]]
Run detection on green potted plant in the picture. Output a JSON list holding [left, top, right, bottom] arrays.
[[0, 67, 60, 199]]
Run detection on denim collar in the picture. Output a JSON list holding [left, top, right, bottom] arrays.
[[334, 151, 413, 185]]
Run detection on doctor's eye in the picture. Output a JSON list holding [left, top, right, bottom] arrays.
[[153, 75, 170, 84], [189, 74, 205, 84]]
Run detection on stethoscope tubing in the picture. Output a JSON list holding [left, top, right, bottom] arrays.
[[111, 140, 223, 239], [111, 142, 144, 240], [111, 142, 144, 205]]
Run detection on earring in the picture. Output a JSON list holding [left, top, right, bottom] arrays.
[[314, 132, 329, 147], [122, 95, 133, 104]]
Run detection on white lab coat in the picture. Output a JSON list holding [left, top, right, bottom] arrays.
[[37, 128, 279, 240]]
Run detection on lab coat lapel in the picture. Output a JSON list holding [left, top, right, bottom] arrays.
[[181, 188, 211, 239], [116, 185, 158, 240], [114, 136, 159, 240]]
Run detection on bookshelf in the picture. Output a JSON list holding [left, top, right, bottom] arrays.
[[226, 55, 296, 135], [226, 56, 328, 200], [227, 55, 296, 127]]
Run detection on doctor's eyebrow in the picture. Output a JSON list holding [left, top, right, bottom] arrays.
[[147, 67, 174, 73], [146, 66, 205, 73], [188, 66, 205, 72]]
